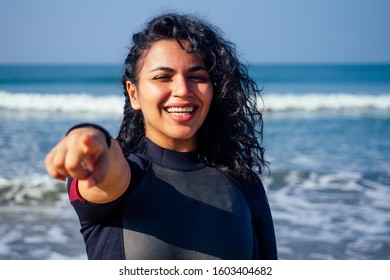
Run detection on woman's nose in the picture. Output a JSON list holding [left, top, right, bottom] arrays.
[[172, 76, 192, 97]]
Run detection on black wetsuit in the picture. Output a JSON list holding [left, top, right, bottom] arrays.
[[68, 138, 277, 259]]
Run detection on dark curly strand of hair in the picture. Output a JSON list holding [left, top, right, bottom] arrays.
[[117, 13, 267, 185]]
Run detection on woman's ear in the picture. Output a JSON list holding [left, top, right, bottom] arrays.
[[126, 81, 141, 110]]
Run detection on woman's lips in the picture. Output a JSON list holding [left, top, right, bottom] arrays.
[[165, 106, 195, 116], [164, 105, 198, 122]]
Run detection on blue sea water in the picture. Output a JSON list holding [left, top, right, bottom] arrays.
[[0, 64, 389, 259]]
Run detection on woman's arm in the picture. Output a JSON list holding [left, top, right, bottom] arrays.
[[45, 127, 131, 204]]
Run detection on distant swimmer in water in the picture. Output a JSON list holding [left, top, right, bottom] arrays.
[[45, 12, 277, 260]]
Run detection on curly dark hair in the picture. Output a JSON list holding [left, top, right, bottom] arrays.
[[117, 13, 267, 184]]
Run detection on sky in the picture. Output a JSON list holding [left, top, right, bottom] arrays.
[[0, 0, 389, 64]]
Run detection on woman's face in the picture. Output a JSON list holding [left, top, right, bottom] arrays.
[[126, 40, 213, 152]]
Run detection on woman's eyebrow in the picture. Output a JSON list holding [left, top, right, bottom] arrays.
[[148, 66, 174, 73], [188, 66, 208, 72], [148, 65, 208, 73]]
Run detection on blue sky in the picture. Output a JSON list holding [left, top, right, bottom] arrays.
[[1, 0, 389, 64]]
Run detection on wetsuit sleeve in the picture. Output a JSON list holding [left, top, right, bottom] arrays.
[[67, 152, 150, 227], [67, 178, 126, 226], [243, 177, 278, 260]]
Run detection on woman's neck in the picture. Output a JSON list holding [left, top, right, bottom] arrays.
[[145, 133, 197, 152]]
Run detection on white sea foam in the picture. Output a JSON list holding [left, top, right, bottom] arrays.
[[0, 90, 123, 115], [1, 90, 390, 114], [0, 204, 86, 259], [0, 175, 68, 205], [267, 170, 390, 259], [261, 93, 390, 112]]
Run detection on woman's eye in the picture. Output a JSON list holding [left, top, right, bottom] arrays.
[[190, 75, 208, 82], [154, 75, 171, 82]]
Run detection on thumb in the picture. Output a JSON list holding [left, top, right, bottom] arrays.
[[79, 133, 110, 187], [83, 151, 110, 187]]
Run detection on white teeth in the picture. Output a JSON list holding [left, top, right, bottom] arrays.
[[166, 107, 194, 114]]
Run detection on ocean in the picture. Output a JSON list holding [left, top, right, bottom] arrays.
[[0, 64, 389, 260]]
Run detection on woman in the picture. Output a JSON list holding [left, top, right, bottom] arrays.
[[45, 13, 277, 260]]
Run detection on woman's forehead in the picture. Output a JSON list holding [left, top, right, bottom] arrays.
[[139, 40, 206, 71]]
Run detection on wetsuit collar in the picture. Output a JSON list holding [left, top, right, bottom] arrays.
[[137, 138, 207, 171]]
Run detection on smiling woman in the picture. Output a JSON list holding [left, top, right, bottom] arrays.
[[125, 40, 213, 152], [45, 12, 277, 260]]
